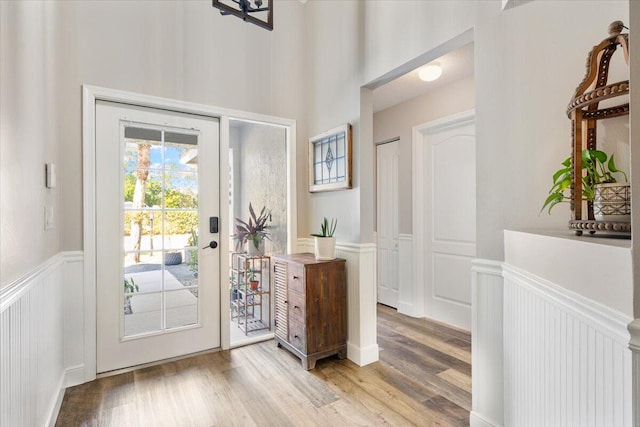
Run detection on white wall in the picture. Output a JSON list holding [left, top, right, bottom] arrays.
[[305, 0, 629, 260], [54, 0, 308, 254], [304, 0, 365, 242], [1, 0, 308, 287], [630, 0, 640, 320], [231, 122, 287, 254], [0, 1, 62, 288], [629, 2, 640, 420], [373, 75, 475, 234]]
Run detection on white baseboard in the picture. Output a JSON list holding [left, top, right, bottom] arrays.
[[395, 301, 417, 317], [470, 411, 501, 427], [64, 364, 86, 388], [46, 372, 67, 427], [347, 342, 380, 367]]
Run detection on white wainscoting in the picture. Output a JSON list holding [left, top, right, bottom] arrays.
[[0, 251, 84, 427], [630, 319, 640, 427], [503, 264, 633, 427], [472, 259, 635, 427], [297, 238, 379, 366], [470, 259, 504, 427], [397, 234, 419, 317], [62, 252, 85, 387]]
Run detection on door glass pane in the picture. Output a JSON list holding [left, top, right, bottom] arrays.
[[165, 289, 198, 329], [123, 125, 200, 338], [124, 292, 162, 336]]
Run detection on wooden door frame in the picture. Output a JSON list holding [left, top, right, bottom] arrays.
[[82, 85, 297, 382], [411, 109, 475, 320]]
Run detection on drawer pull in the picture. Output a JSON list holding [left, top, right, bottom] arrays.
[[293, 275, 299, 279], [294, 335, 299, 339], [284, 300, 288, 304], [294, 305, 299, 310]]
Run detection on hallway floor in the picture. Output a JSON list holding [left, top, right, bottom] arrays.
[[56, 304, 471, 426]]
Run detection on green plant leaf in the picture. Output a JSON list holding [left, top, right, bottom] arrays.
[[552, 168, 570, 184], [591, 150, 607, 163], [608, 154, 628, 182], [561, 157, 571, 167], [540, 192, 565, 214]]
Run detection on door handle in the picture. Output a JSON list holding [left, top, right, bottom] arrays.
[[203, 241, 218, 249]]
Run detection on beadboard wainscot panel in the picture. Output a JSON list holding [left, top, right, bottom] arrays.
[[297, 238, 379, 366], [470, 259, 504, 427], [397, 234, 418, 317], [629, 319, 640, 427], [0, 253, 67, 427], [503, 264, 633, 427], [62, 251, 85, 387]]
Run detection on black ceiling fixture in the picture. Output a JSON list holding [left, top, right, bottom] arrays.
[[212, 0, 273, 31]]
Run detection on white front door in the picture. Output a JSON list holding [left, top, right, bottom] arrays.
[[423, 114, 475, 330], [95, 100, 220, 373], [376, 140, 400, 308]]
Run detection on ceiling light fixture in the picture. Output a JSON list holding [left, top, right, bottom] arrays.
[[418, 63, 443, 82], [212, 0, 273, 31]]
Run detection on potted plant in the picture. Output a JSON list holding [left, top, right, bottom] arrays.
[[311, 217, 337, 260], [186, 228, 198, 276], [233, 203, 271, 255], [123, 276, 139, 315], [247, 268, 261, 291], [541, 149, 629, 221]]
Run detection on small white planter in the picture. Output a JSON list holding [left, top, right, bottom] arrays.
[[247, 239, 265, 256], [314, 236, 336, 260], [594, 182, 631, 222]]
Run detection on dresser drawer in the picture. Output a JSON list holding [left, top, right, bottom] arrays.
[[287, 264, 305, 294], [287, 290, 306, 324], [288, 319, 306, 353]]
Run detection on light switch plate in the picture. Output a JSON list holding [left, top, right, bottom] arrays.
[[45, 206, 54, 230], [46, 163, 56, 188]]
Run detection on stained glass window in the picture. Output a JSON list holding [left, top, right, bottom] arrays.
[[309, 124, 352, 192]]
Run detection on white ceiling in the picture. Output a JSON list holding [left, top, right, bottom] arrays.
[[372, 42, 475, 113]]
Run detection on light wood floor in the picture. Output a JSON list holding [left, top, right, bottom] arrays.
[[56, 304, 471, 426]]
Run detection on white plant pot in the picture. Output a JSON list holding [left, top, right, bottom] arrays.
[[314, 236, 336, 261], [594, 182, 631, 222], [247, 239, 264, 256]]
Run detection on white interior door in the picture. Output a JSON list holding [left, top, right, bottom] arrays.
[[424, 115, 475, 330], [376, 140, 400, 308], [96, 100, 220, 373]]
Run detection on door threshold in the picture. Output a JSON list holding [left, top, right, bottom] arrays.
[[96, 347, 222, 379], [230, 332, 275, 349]]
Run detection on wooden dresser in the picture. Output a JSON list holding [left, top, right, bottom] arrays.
[[272, 253, 347, 370]]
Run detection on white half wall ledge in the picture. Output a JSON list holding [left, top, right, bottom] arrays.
[[502, 0, 534, 11], [504, 229, 633, 317], [630, 319, 640, 351]]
